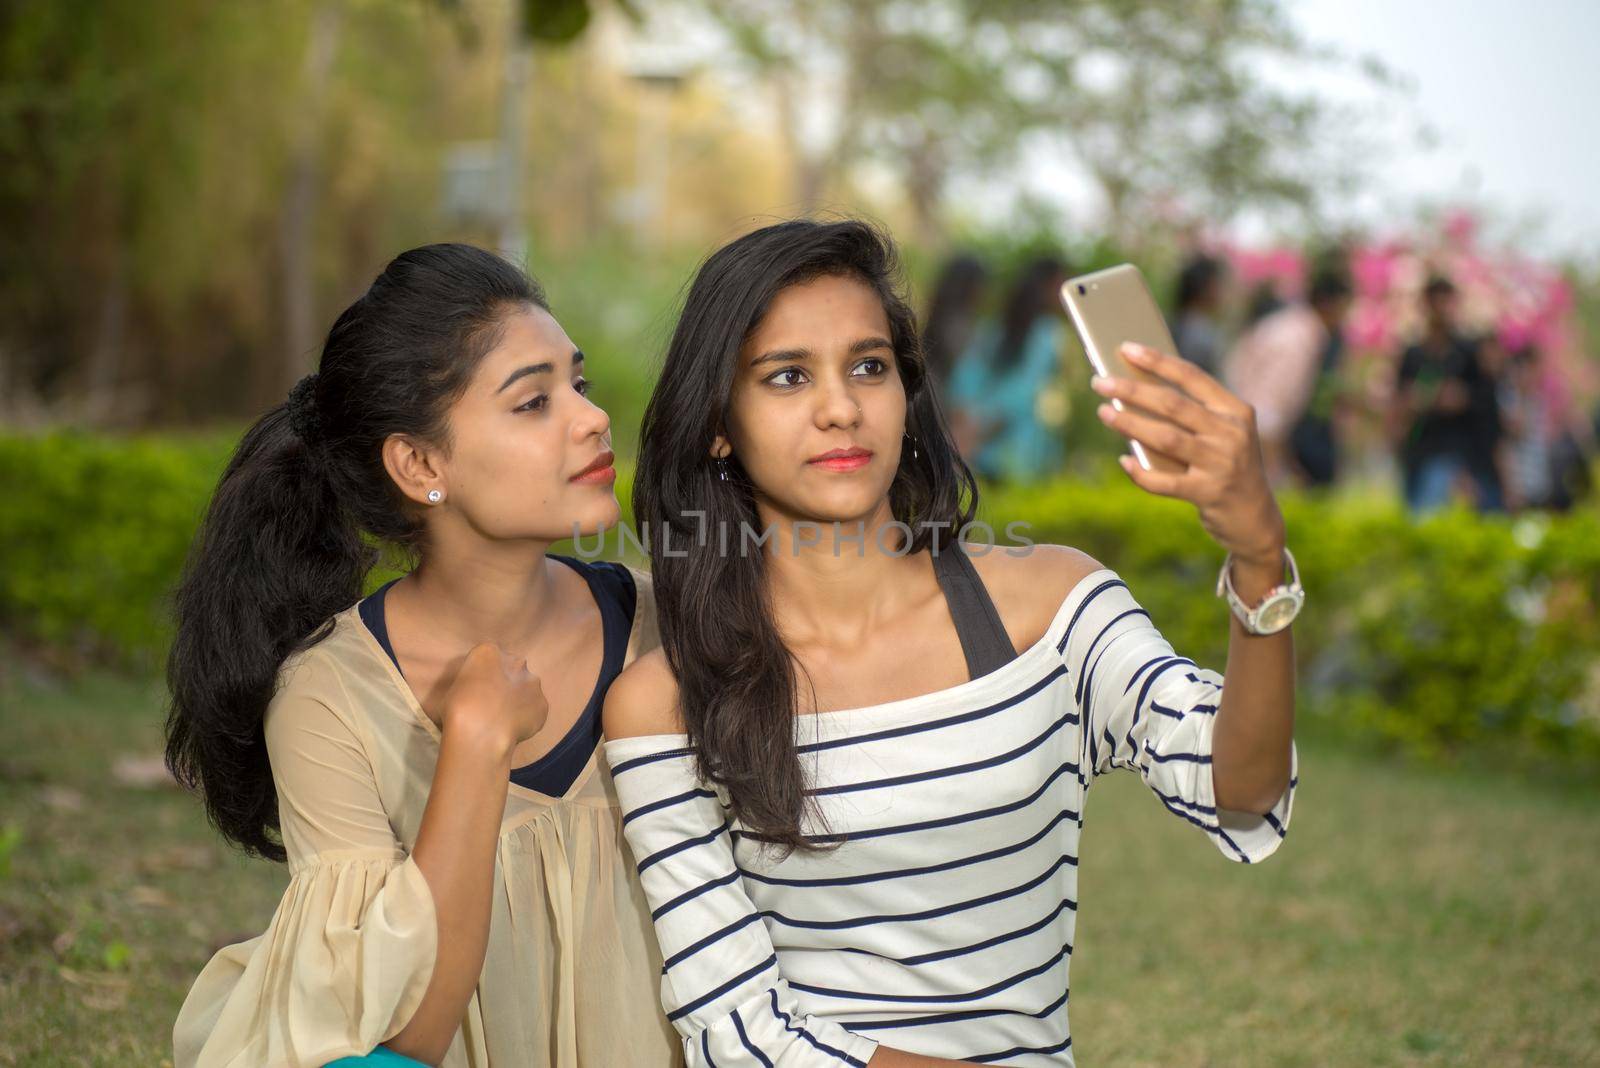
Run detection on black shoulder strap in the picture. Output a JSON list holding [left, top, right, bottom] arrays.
[[931, 546, 1019, 681]]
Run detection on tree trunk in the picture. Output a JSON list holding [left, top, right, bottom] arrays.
[[497, 0, 531, 264], [772, 72, 823, 212], [905, 137, 948, 251], [82, 255, 130, 425], [279, 1, 342, 392]]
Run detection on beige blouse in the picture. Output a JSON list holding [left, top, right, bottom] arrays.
[[173, 565, 682, 1068]]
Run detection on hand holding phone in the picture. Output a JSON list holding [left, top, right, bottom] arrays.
[[1060, 264, 1191, 473], [1061, 264, 1288, 567]]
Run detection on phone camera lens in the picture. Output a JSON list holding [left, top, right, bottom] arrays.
[[1077, 284, 1086, 295]]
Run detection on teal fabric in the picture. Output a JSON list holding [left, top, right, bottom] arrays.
[[945, 317, 1066, 483], [324, 1047, 429, 1067]]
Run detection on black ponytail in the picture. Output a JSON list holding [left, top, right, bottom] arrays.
[[165, 243, 546, 860]]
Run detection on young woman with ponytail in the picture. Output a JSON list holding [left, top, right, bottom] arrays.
[[602, 220, 1300, 1066], [166, 244, 680, 1068]]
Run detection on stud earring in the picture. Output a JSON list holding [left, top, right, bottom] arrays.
[[426, 489, 443, 504]]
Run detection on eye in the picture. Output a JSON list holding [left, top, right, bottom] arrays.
[[853, 357, 889, 377], [574, 377, 592, 396], [514, 394, 548, 414], [766, 367, 808, 388]]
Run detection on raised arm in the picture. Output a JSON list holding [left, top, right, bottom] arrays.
[[384, 644, 549, 1063], [1091, 341, 1296, 815], [178, 644, 543, 1067], [1059, 572, 1296, 864]]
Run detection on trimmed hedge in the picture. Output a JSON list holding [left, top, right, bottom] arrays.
[[983, 475, 1600, 762], [4, 431, 1598, 762], [0, 431, 234, 669]]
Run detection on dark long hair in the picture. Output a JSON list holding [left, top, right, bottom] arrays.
[[1175, 254, 1223, 312], [634, 219, 979, 854], [920, 253, 988, 385], [165, 244, 546, 860], [993, 255, 1065, 373]]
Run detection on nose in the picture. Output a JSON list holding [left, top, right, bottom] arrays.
[[813, 374, 861, 431], [570, 386, 611, 442]]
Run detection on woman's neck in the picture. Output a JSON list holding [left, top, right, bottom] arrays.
[[758, 503, 931, 648], [400, 536, 564, 653]]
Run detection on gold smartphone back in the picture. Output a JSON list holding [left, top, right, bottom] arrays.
[[1060, 264, 1188, 474]]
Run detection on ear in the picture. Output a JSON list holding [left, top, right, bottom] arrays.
[[710, 433, 732, 460], [382, 433, 447, 506]]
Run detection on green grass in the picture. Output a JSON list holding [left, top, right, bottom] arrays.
[[1071, 739, 1600, 1066], [2, 663, 1597, 1067]]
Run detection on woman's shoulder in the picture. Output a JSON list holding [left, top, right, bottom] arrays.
[[558, 553, 636, 599], [273, 618, 354, 698], [964, 542, 1112, 651], [263, 648, 356, 756], [618, 563, 662, 662], [602, 645, 684, 740], [266, 611, 392, 736], [620, 561, 653, 603]]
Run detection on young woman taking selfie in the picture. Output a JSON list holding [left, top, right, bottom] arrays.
[[166, 244, 680, 1067], [604, 220, 1300, 1067]]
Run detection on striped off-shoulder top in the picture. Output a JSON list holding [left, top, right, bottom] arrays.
[[603, 567, 1298, 1067]]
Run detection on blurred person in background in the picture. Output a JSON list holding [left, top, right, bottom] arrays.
[[1501, 345, 1556, 509], [920, 253, 989, 388], [1169, 254, 1228, 376], [1540, 356, 1596, 511], [945, 255, 1071, 485], [1222, 268, 1353, 487], [920, 253, 990, 458], [1392, 276, 1500, 513], [1243, 281, 1286, 329], [1284, 271, 1356, 490], [1468, 335, 1511, 512]]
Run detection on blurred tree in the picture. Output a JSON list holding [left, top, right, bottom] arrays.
[[0, 0, 1396, 428], [284, 0, 619, 386], [695, 0, 1376, 249], [0, 1, 297, 421], [281, 3, 345, 384], [0, 0, 620, 423]]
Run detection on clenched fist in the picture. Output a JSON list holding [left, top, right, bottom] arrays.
[[442, 642, 550, 757]]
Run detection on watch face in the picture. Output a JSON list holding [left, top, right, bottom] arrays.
[[1256, 593, 1300, 632]]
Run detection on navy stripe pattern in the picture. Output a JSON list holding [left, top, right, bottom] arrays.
[[605, 569, 1297, 1066]]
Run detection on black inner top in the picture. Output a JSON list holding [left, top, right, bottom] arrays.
[[930, 545, 1020, 680], [358, 555, 637, 798]]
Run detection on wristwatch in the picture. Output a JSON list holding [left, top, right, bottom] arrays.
[[1216, 547, 1304, 635]]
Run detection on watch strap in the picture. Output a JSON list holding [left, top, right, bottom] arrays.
[[1217, 547, 1302, 634]]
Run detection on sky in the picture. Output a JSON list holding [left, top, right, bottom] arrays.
[[990, 0, 1600, 259], [1280, 0, 1600, 257]]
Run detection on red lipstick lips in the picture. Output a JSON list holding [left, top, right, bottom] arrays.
[[570, 450, 616, 483], [808, 447, 872, 472]]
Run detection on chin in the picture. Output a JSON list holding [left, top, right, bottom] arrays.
[[564, 494, 622, 536], [789, 489, 888, 528]]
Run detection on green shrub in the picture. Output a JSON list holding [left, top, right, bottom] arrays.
[[984, 471, 1600, 762], [4, 430, 1598, 763], [0, 431, 234, 670]]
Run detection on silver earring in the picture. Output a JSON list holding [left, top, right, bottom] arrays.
[[905, 431, 919, 461], [716, 456, 730, 482], [426, 489, 443, 504]]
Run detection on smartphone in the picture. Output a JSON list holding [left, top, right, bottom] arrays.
[[1060, 263, 1188, 474]]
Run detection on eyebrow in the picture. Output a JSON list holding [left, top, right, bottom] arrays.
[[749, 336, 892, 368], [496, 349, 584, 394]]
